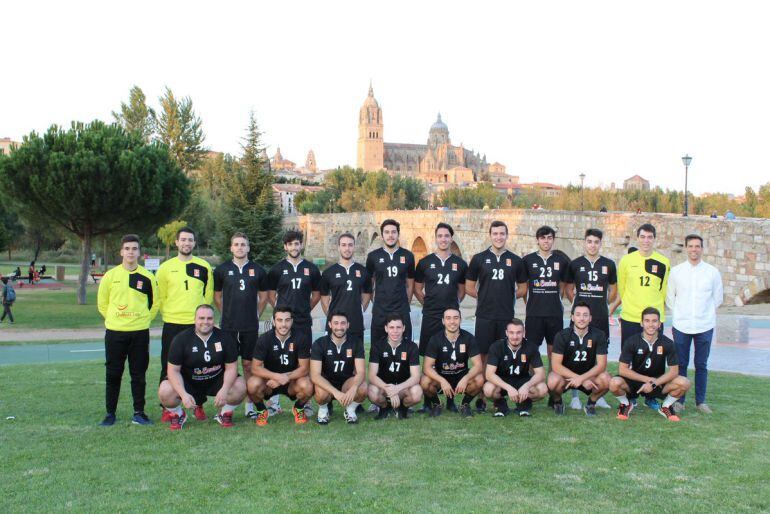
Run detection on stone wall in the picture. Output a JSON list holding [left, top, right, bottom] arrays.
[[286, 209, 770, 306]]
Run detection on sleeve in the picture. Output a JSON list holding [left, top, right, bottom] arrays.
[[354, 338, 365, 359], [223, 333, 238, 363], [529, 349, 544, 368], [596, 332, 609, 355], [551, 332, 566, 355], [319, 270, 331, 296], [660, 257, 671, 299], [665, 267, 677, 310], [148, 272, 160, 321], [167, 334, 184, 366], [457, 260, 468, 284], [156, 264, 168, 315], [608, 260, 618, 284], [361, 268, 373, 294], [414, 258, 425, 284], [97, 269, 110, 319], [406, 252, 415, 279], [712, 268, 724, 308], [310, 338, 324, 361], [213, 265, 224, 292], [619, 340, 633, 364], [252, 335, 268, 362], [203, 262, 215, 305], [467, 334, 479, 358], [486, 343, 501, 367], [258, 267, 269, 291], [368, 341, 380, 364], [424, 335, 439, 359], [466, 255, 480, 281], [266, 265, 280, 291], [298, 337, 311, 359], [565, 261, 576, 284], [665, 341, 679, 366], [408, 344, 420, 366], [365, 253, 375, 276], [310, 265, 321, 291], [516, 259, 528, 283], [616, 256, 627, 300]]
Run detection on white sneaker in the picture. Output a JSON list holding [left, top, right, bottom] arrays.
[[367, 403, 379, 413], [267, 395, 282, 416], [569, 395, 583, 410], [344, 409, 358, 424], [595, 397, 611, 409], [317, 404, 330, 425]]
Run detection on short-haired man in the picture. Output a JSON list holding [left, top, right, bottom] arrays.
[[158, 305, 247, 430], [157, 226, 214, 421], [421, 307, 484, 417], [547, 302, 612, 416], [97, 235, 159, 426], [366, 219, 416, 345], [483, 319, 548, 417], [522, 226, 570, 365], [610, 307, 691, 422], [267, 230, 321, 416], [565, 228, 617, 409], [611, 223, 670, 346], [213, 232, 268, 420], [319, 233, 372, 343], [247, 307, 314, 426], [666, 234, 723, 414], [310, 311, 368, 424], [368, 313, 422, 420], [465, 220, 528, 412]]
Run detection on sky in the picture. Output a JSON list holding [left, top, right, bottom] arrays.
[[2, 1, 769, 195]]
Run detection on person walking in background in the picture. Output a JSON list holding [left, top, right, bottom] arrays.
[[666, 234, 723, 415], [1, 277, 15, 323], [28, 261, 35, 284]]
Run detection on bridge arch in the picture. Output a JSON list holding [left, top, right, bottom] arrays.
[[412, 236, 428, 263], [450, 241, 462, 258]]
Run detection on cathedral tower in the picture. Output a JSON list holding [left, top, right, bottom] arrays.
[[356, 83, 384, 171]]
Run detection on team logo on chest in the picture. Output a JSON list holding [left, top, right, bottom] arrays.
[[346, 349, 353, 358], [192, 346, 198, 352], [587, 340, 593, 348], [554, 262, 560, 270], [651, 265, 658, 273], [521, 354, 527, 363], [602, 266, 608, 274], [228, 270, 234, 276], [249, 269, 255, 277], [355, 270, 361, 277], [459, 344, 466, 353], [215, 342, 222, 352], [137, 280, 143, 289], [452, 263, 458, 271], [400, 256, 406, 264], [657, 345, 663, 355], [304, 268, 309, 276], [570, 341, 575, 347], [289, 343, 295, 352], [194, 269, 200, 278], [401, 352, 407, 360], [506, 258, 511, 267]]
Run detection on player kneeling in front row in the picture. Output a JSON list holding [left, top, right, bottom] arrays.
[[610, 307, 690, 422], [247, 307, 314, 426], [310, 311, 368, 424], [548, 301, 612, 416], [368, 313, 423, 419], [421, 307, 484, 417], [158, 305, 247, 430], [483, 318, 548, 417]]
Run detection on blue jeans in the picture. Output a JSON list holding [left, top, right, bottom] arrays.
[[672, 327, 713, 405]]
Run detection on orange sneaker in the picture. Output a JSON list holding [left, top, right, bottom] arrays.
[[292, 406, 308, 424], [616, 402, 634, 420], [658, 406, 680, 422], [255, 409, 269, 427]]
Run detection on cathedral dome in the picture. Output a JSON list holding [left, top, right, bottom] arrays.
[[430, 113, 448, 133]]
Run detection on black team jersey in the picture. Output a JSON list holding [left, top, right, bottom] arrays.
[[267, 259, 321, 323], [319, 263, 372, 334], [252, 329, 311, 373], [619, 333, 678, 378], [366, 247, 415, 316], [370, 337, 419, 384], [566, 256, 617, 319], [522, 252, 571, 317], [487, 339, 543, 381], [167, 327, 238, 382], [213, 260, 267, 331], [466, 248, 528, 321], [414, 253, 467, 318], [424, 329, 479, 377], [310, 335, 365, 384], [551, 327, 609, 375]]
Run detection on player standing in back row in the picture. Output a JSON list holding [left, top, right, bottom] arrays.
[[213, 232, 268, 420], [366, 219, 415, 345], [156, 226, 213, 421], [465, 220, 528, 413]]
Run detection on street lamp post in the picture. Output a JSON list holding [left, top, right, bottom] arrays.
[[682, 154, 692, 216], [579, 172, 586, 212]]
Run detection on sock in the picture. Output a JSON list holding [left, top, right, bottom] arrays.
[[587, 398, 597, 406], [294, 399, 306, 410], [245, 401, 255, 413], [346, 401, 359, 416], [616, 395, 629, 406], [256, 401, 267, 411], [461, 393, 476, 405], [221, 404, 236, 414], [571, 390, 580, 398], [169, 405, 184, 416], [318, 403, 329, 418], [426, 394, 439, 407], [662, 395, 677, 408]]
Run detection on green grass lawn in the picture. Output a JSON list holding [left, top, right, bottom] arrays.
[[0, 360, 768, 513]]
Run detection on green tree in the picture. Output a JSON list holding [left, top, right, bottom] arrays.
[[155, 87, 207, 175], [0, 121, 189, 304], [742, 187, 758, 217], [156, 220, 188, 259], [112, 85, 155, 142], [215, 112, 284, 265]]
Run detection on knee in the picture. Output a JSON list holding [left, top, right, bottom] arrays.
[[596, 373, 611, 389], [609, 377, 623, 394], [419, 375, 433, 391], [533, 382, 549, 399], [299, 377, 314, 396], [675, 376, 691, 390], [408, 385, 424, 404], [547, 372, 564, 392], [367, 386, 382, 404], [482, 382, 497, 399], [247, 376, 264, 396], [357, 382, 368, 398], [229, 378, 247, 403], [472, 374, 485, 390]]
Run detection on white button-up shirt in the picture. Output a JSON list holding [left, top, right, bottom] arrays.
[[666, 260, 723, 334]]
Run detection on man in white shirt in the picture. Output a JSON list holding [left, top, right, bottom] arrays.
[[666, 234, 723, 414]]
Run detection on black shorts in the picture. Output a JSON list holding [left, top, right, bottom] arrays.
[[590, 317, 610, 343], [268, 383, 297, 400], [525, 316, 564, 347], [565, 384, 595, 396], [184, 374, 224, 403], [614, 375, 666, 399], [435, 372, 469, 391], [293, 318, 313, 347], [419, 315, 444, 356], [224, 329, 259, 360], [499, 376, 530, 394], [474, 318, 510, 354]]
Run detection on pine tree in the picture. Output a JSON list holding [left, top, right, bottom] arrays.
[[215, 112, 284, 265], [155, 87, 207, 175], [112, 86, 155, 142]]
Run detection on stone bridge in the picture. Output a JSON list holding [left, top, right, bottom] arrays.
[[285, 209, 770, 306]]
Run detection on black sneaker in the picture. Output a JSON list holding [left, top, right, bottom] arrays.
[[131, 412, 153, 425], [396, 405, 409, 420], [417, 402, 431, 414], [516, 400, 533, 417], [374, 407, 392, 420], [475, 398, 487, 413], [493, 400, 510, 417], [355, 404, 364, 414], [553, 402, 565, 416], [547, 396, 555, 409], [459, 404, 474, 417], [429, 404, 442, 417], [584, 402, 597, 417], [99, 413, 116, 426], [446, 398, 459, 413]]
